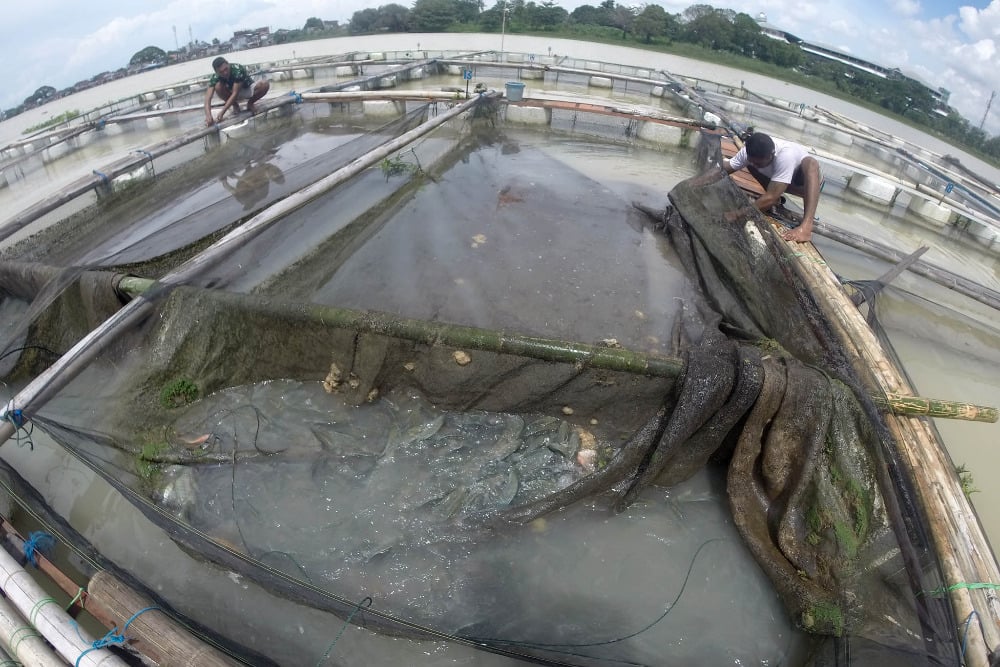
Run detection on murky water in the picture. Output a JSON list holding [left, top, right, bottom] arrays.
[[1, 36, 998, 665]]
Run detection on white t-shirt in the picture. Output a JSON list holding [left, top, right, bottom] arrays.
[[728, 137, 809, 184]]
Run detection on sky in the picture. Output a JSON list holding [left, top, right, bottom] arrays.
[[4, 0, 1000, 134]]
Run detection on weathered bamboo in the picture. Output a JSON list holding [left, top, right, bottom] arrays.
[[774, 222, 1000, 667], [109, 275, 998, 422], [0, 96, 296, 245], [88, 571, 241, 667], [301, 91, 467, 101], [0, 93, 494, 446]]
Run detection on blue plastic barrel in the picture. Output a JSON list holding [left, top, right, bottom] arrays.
[[505, 81, 525, 102]]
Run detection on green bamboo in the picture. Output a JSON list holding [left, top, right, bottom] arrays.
[[114, 278, 1000, 422], [877, 393, 998, 424]]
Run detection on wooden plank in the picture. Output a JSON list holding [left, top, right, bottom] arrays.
[[762, 216, 1000, 666]]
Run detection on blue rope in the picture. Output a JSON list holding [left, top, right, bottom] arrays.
[[74, 606, 160, 667], [23, 531, 56, 567], [288, 90, 303, 104], [1, 409, 33, 450], [960, 610, 978, 663], [314, 597, 372, 666]]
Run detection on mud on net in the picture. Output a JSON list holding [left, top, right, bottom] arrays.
[[0, 122, 962, 666]]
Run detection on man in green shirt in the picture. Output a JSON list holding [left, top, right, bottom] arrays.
[[204, 57, 270, 126]]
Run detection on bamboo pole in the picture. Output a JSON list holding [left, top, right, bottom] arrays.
[[0, 96, 296, 245], [88, 571, 240, 667], [0, 546, 127, 666], [301, 91, 467, 101], [0, 93, 494, 447], [109, 275, 995, 422], [772, 222, 1000, 667]]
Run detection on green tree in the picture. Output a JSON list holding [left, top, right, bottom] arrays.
[[632, 4, 670, 43], [129, 46, 167, 67], [303, 17, 325, 31], [350, 8, 381, 33], [24, 85, 56, 107], [377, 3, 412, 31], [410, 0, 460, 31]]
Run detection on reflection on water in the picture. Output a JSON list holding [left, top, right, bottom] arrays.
[[2, 62, 999, 663]]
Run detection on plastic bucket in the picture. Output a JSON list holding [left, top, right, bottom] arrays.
[[505, 81, 525, 102]]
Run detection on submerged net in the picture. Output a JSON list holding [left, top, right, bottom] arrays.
[[0, 103, 963, 666]]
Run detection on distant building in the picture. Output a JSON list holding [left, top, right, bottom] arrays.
[[232, 28, 272, 50], [754, 14, 951, 112]]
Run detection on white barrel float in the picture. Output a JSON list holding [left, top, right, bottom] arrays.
[[368, 52, 386, 61], [638, 122, 683, 146], [0, 547, 127, 666], [410, 66, 425, 79], [335, 66, 355, 77], [651, 86, 665, 97], [521, 68, 544, 80], [847, 173, 899, 205], [378, 75, 398, 88], [272, 71, 288, 82], [964, 218, 999, 248], [781, 116, 807, 131], [907, 196, 956, 226], [362, 100, 403, 117], [42, 142, 69, 162], [221, 118, 253, 139], [589, 76, 613, 89], [291, 69, 310, 79], [721, 100, 746, 114], [505, 105, 548, 125], [447, 65, 463, 75], [507, 53, 524, 63], [142, 92, 157, 103], [146, 116, 166, 131]]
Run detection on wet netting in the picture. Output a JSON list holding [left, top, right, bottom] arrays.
[[0, 103, 962, 666]]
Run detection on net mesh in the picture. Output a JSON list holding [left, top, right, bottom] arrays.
[[0, 103, 963, 666]]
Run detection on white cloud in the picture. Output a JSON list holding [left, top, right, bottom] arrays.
[[890, 0, 921, 18]]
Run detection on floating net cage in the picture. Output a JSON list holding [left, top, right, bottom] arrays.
[[0, 95, 965, 666]]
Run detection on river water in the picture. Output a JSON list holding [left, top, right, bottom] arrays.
[[1, 33, 998, 665]]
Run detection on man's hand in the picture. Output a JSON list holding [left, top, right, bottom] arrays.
[[205, 115, 215, 127]]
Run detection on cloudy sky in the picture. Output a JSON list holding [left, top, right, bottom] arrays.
[[4, 0, 1000, 133]]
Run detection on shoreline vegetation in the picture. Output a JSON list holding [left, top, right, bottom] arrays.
[[8, 3, 1000, 169]]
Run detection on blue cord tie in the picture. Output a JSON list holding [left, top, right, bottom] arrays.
[[92, 170, 109, 184], [2, 409, 32, 450], [23, 532, 56, 567], [96, 118, 106, 130], [288, 90, 303, 103], [74, 606, 160, 667], [133, 149, 153, 160]]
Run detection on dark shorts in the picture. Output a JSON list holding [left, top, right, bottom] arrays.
[[791, 167, 804, 188]]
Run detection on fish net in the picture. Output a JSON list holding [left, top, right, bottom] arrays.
[[0, 100, 961, 666]]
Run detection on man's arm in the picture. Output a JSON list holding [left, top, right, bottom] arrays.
[[755, 180, 788, 211], [216, 83, 242, 123], [204, 86, 215, 126]]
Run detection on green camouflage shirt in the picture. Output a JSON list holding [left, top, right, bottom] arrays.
[[209, 62, 253, 88]]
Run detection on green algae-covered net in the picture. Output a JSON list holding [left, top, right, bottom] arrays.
[[0, 104, 960, 666]]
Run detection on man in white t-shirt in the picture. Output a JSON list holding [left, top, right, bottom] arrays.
[[725, 132, 822, 243]]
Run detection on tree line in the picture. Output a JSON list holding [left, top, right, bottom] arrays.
[[10, 4, 1000, 164], [322, 1, 1000, 164]]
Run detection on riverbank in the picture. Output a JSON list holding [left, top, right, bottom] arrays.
[[4, 33, 1000, 184]]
